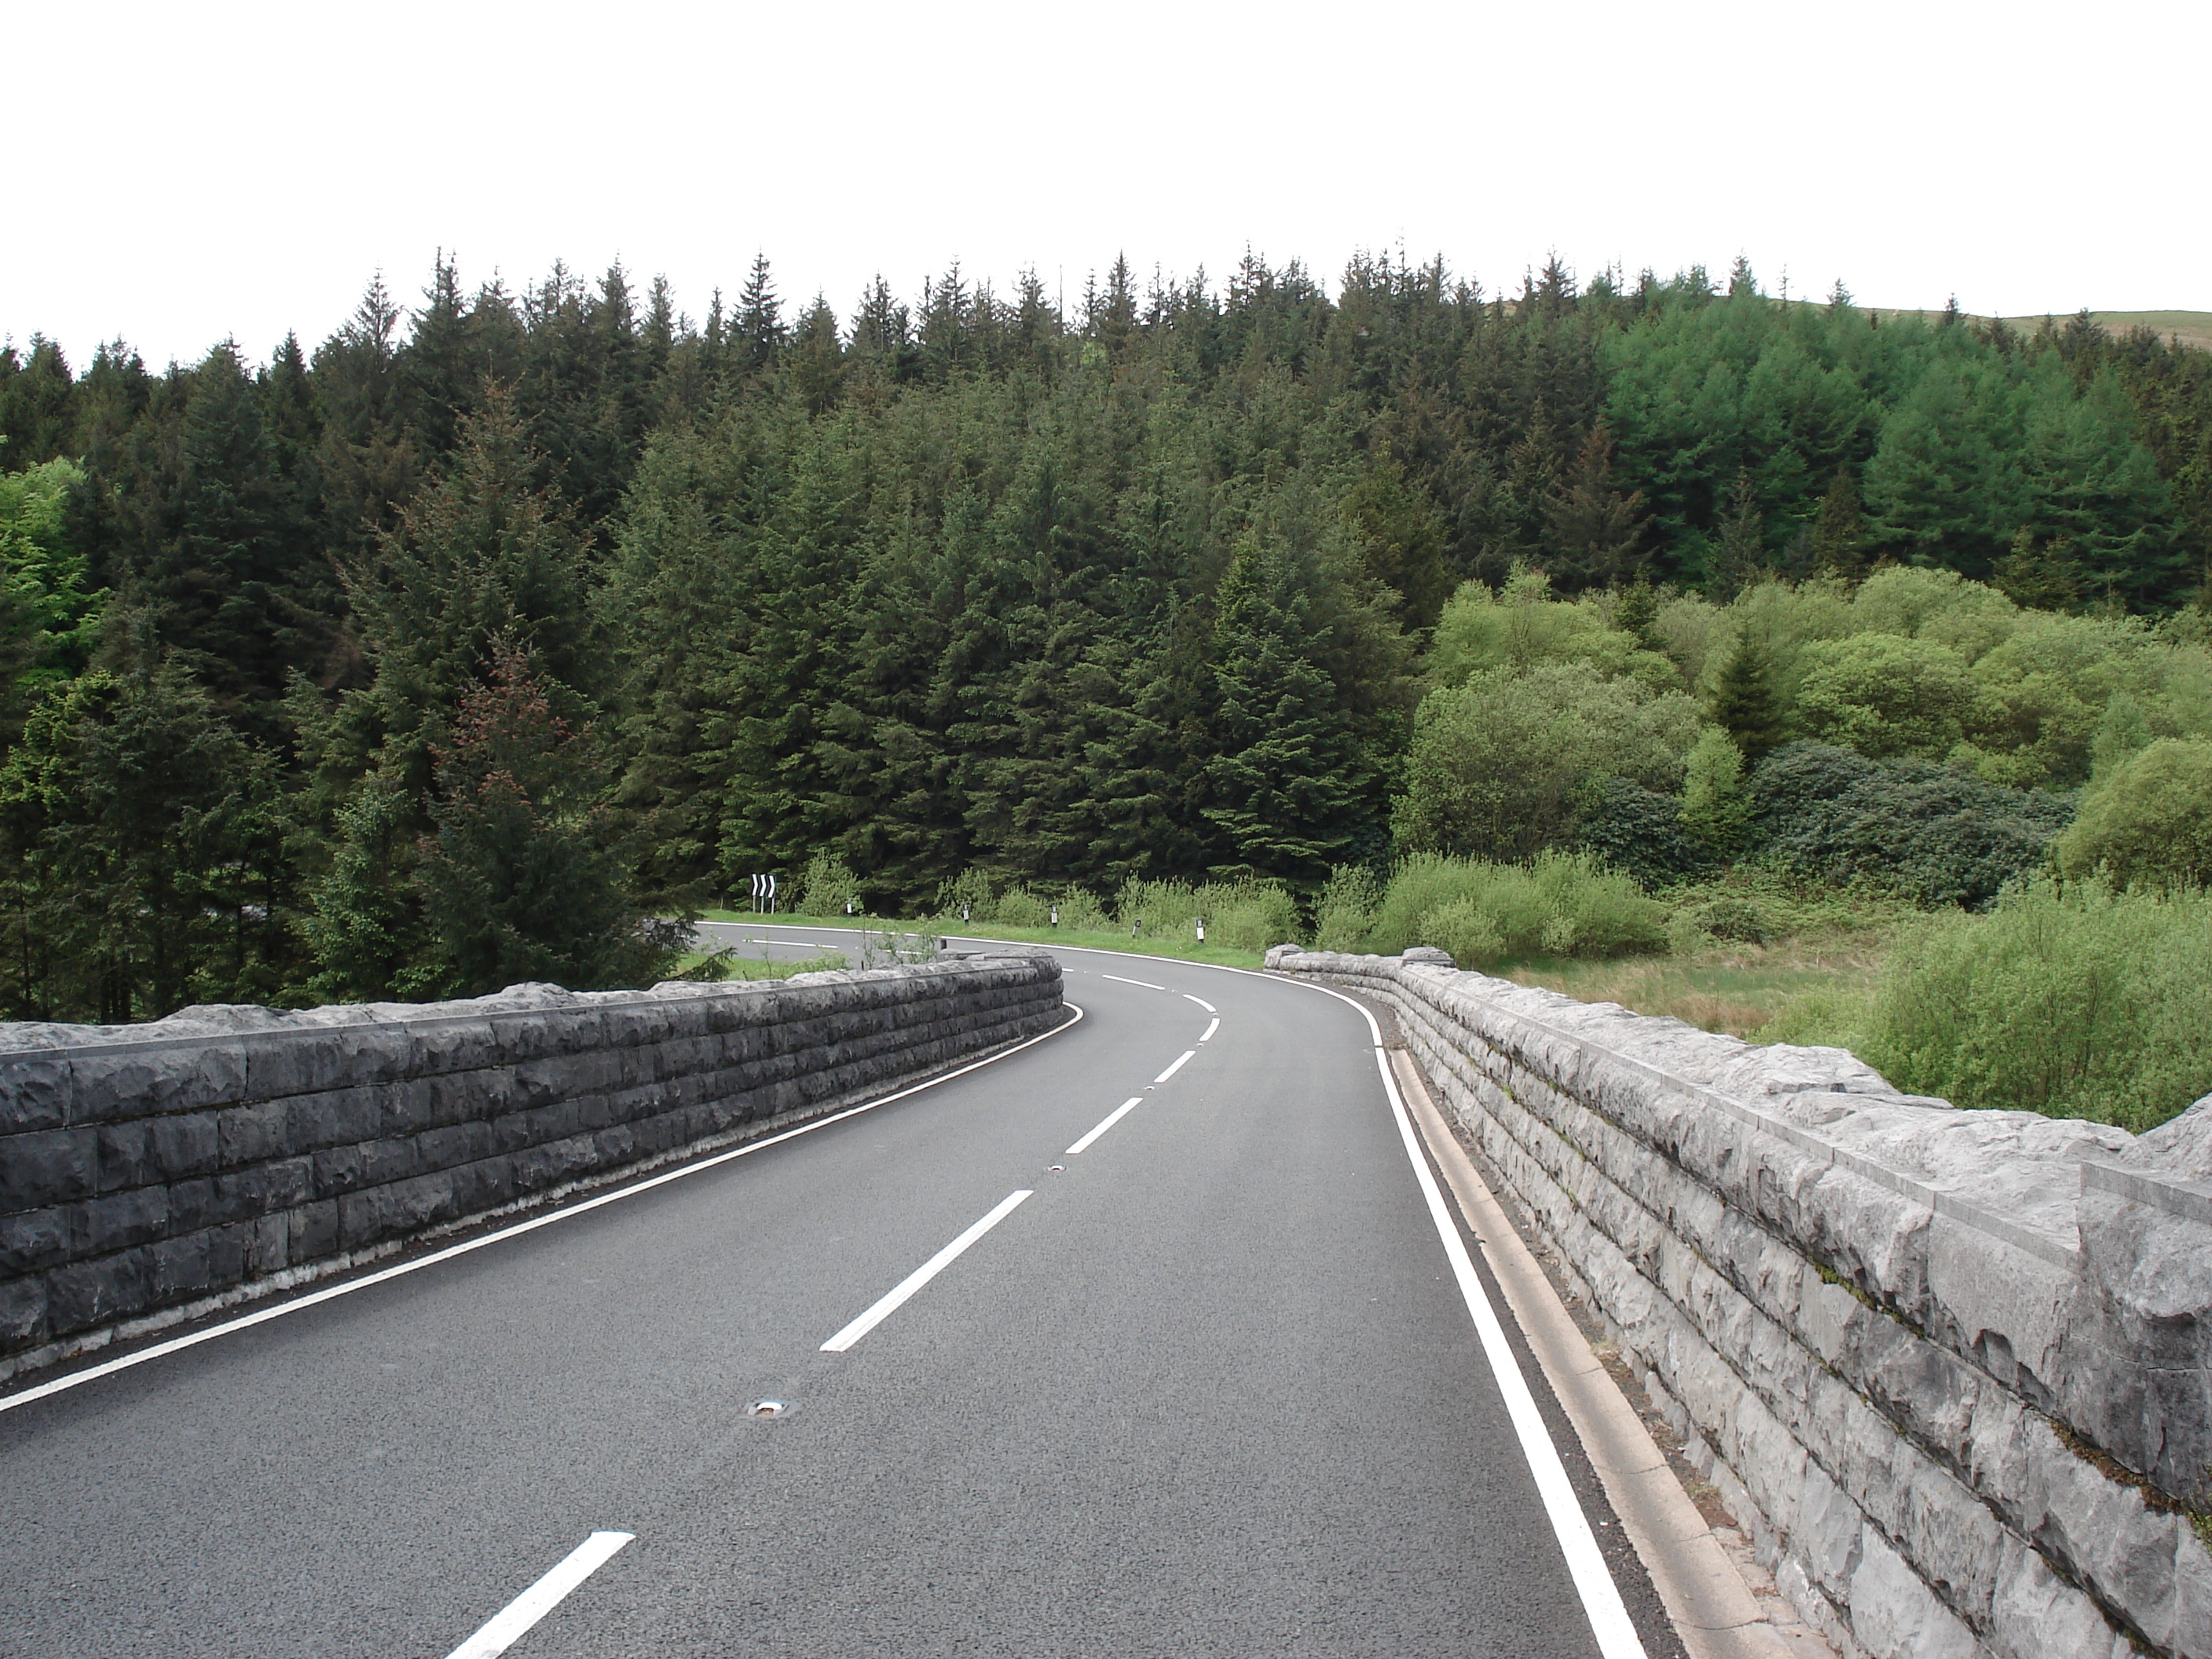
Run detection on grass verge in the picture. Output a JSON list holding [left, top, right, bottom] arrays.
[[694, 911, 1269, 971], [1503, 939, 1889, 1039]]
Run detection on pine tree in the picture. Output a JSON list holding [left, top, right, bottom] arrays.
[[416, 642, 684, 995], [1806, 465, 1867, 580], [0, 662, 281, 1020], [341, 392, 601, 800], [1990, 528, 2084, 610], [1344, 447, 1454, 628], [1708, 629, 1784, 761], [737, 254, 786, 375], [401, 253, 474, 462], [1540, 423, 1648, 591], [1708, 469, 1767, 600], [1203, 538, 1381, 890]]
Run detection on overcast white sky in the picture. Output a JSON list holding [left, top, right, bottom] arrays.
[[9, 0, 2203, 370]]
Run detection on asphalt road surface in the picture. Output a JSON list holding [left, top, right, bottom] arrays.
[[0, 928, 1672, 1658]]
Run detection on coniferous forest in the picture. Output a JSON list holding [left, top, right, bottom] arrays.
[[7, 251, 2212, 1102]]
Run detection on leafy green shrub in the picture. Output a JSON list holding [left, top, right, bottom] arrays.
[[1690, 892, 1769, 943], [1795, 632, 1980, 759], [1420, 897, 1504, 968], [1368, 851, 1665, 968], [934, 867, 997, 920], [1573, 776, 1705, 888], [2053, 738, 2212, 892], [1749, 741, 2073, 906], [1394, 662, 1703, 860], [1313, 865, 1382, 952], [1840, 881, 2212, 1133], [798, 850, 863, 917], [1050, 888, 1113, 932], [991, 887, 1052, 927], [1113, 876, 1299, 950]]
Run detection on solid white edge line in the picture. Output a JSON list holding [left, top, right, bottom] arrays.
[[1198, 1017, 1220, 1043], [1181, 993, 1216, 1013], [1152, 1049, 1196, 1084], [442, 1530, 634, 1659], [1299, 991, 1646, 1659], [819, 1188, 1033, 1352], [1100, 973, 1166, 990], [1066, 1097, 1146, 1156], [683, 924, 1640, 1655], [830, 926, 1643, 1653], [0, 1004, 1086, 1417]]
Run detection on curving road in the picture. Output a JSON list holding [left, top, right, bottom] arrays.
[[0, 928, 1677, 1657]]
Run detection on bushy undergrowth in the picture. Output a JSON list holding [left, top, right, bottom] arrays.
[[1748, 741, 2074, 906], [2053, 738, 2212, 892], [1350, 851, 1666, 968], [1762, 880, 2212, 1133], [1113, 877, 1300, 952]]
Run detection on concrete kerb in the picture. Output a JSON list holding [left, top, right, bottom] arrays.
[[1388, 1045, 1825, 1659]]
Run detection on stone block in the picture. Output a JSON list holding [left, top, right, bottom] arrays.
[[413, 1120, 494, 1175], [0, 1126, 97, 1212], [284, 1086, 386, 1155], [66, 1037, 246, 1123], [336, 1170, 460, 1251], [150, 1111, 222, 1180], [291, 1199, 339, 1262], [68, 1188, 170, 1257], [0, 1207, 67, 1276], [46, 1246, 154, 1335], [210, 1155, 313, 1224], [94, 1119, 158, 1193], [148, 1231, 214, 1300], [312, 1135, 420, 1198], [214, 1099, 291, 1169], [0, 1054, 68, 1132], [0, 1273, 49, 1346]]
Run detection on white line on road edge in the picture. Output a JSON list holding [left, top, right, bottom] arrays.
[[708, 928, 1646, 1654], [1066, 1097, 1146, 1156], [1297, 994, 1646, 1659], [443, 1531, 634, 1659], [1152, 1049, 1196, 1083], [1101, 973, 1166, 990], [1181, 994, 1216, 1013], [821, 1189, 1034, 1352], [1, 1006, 1086, 1417], [1198, 1017, 1219, 1042]]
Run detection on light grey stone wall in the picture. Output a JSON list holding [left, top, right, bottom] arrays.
[[0, 956, 1063, 1378], [1269, 946, 2212, 1659]]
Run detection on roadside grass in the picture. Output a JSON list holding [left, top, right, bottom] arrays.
[[1501, 939, 1888, 1039], [932, 920, 1269, 972], [1495, 873, 1910, 1039], [692, 891, 1901, 1035], [665, 947, 847, 980], [693, 910, 1270, 971]]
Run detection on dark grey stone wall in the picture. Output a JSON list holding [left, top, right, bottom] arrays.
[[1270, 946, 2212, 1659], [0, 956, 1062, 1375]]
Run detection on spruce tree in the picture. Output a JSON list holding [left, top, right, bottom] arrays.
[[1807, 465, 1867, 580], [1708, 469, 1767, 600], [1540, 423, 1648, 591], [416, 643, 684, 995], [1203, 538, 1379, 890], [1708, 630, 1784, 761]]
